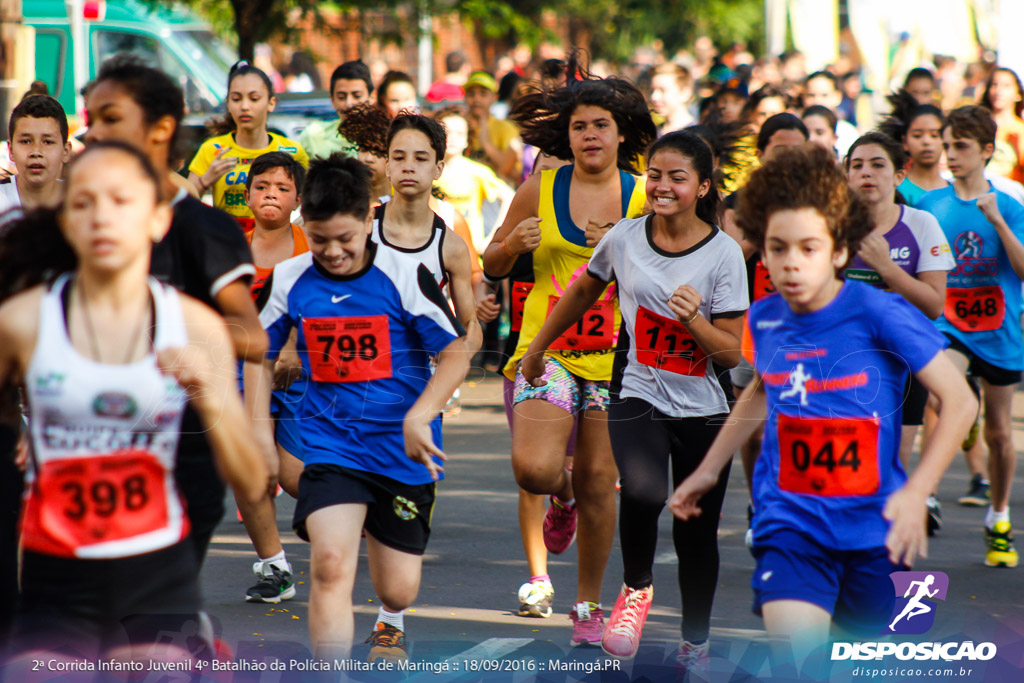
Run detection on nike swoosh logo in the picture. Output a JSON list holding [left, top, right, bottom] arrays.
[[331, 295, 351, 304]]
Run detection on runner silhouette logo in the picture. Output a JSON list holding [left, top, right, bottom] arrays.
[[886, 571, 948, 634]]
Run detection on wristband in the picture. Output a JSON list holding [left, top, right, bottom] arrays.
[[683, 311, 699, 324], [501, 240, 516, 258]]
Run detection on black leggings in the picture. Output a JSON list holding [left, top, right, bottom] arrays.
[[608, 397, 731, 643]]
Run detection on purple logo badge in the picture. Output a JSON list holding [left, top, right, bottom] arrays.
[[886, 571, 949, 634]]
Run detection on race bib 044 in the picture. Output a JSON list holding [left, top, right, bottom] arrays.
[[776, 414, 880, 497]]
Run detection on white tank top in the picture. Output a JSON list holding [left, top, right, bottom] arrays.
[[371, 202, 448, 289], [22, 274, 191, 559]]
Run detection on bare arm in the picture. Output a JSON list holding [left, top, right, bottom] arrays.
[[215, 279, 270, 363], [521, 273, 607, 386], [482, 174, 541, 277], [403, 336, 470, 480], [161, 300, 267, 506], [877, 269, 947, 320], [685, 314, 745, 369], [443, 229, 484, 355], [242, 358, 279, 491], [670, 378, 767, 519], [666, 284, 745, 368], [884, 353, 978, 566], [858, 232, 947, 318], [450, 210, 482, 284], [979, 193, 1024, 280]]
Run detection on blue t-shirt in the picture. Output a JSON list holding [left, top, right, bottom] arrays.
[[897, 178, 931, 207], [917, 184, 1024, 371], [745, 281, 947, 550], [258, 243, 463, 484]]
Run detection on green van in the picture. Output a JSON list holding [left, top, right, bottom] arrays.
[[25, 0, 234, 114]]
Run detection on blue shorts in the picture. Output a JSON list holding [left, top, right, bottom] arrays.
[[751, 528, 904, 635], [273, 384, 306, 460]]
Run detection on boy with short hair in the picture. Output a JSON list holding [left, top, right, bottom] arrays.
[[237, 151, 309, 605], [253, 154, 468, 663], [917, 105, 1024, 568], [299, 60, 373, 160], [803, 71, 858, 158], [672, 144, 976, 663], [244, 151, 308, 296], [463, 71, 522, 184], [1, 96, 70, 218]]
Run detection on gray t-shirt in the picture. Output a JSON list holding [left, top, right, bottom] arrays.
[[588, 215, 748, 417]]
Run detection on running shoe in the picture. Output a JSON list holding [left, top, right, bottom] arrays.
[[517, 578, 554, 618], [985, 522, 1019, 568], [675, 639, 710, 678], [569, 602, 604, 647], [601, 584, 653, 660], [366, 623, 408, 664], [543, 496, 577, 554], [959, 474, 990, 507], [245, 561, 296, 603], [926, 495, 942, 536]]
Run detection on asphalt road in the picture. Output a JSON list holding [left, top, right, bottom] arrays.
[[20, 374, 1019, 683]]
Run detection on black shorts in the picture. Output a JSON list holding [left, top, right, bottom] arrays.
[[10, 540, 201, 658], [293, 463, 436, 555], [944, 334, 1022, 387], [901, 374, 928, 426]]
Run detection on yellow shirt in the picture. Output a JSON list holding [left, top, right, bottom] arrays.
[[436, 155, 512, 253], [504, 165, 647, 381], [189, 132, 309, 227], [991, 116, 1024, 184], [467, 116, 522, 179]]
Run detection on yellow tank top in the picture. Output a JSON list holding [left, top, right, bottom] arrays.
[[504, 165, 646, 381]]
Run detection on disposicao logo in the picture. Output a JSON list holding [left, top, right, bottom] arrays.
[[887, 570, 948, 635], [831, 571, 997, 663]]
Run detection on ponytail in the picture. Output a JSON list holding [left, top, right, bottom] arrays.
[[207, 60, 275, 136]]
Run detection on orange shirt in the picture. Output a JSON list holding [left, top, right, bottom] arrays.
[[244, 223, 309, 300]]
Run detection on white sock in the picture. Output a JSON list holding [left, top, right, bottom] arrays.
[[986, 507, 1010, 529], [259, 550, 288, 571], [377, 607, 404, 631]]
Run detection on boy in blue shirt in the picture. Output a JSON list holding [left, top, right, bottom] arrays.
[[671, 144, 976, 664], [917, 105, 1024, 568], [252, 155, 468, 664]]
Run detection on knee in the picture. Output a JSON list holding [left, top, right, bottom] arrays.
[[983, 422, 1013, 454], [376, 580, 419, 612], [512, 458, 560, 494], [619, 480, 666, 511], [311, 549, 354, 589], [573, 456, 619, 497]]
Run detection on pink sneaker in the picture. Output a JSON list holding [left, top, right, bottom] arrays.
[[601, 584, 653, 659], [676, 639, 710, 679], [569, 602, 604, 647], [543, 496, 577, 554]]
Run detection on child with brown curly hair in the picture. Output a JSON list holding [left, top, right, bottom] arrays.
[[670, 144, 976, 665]]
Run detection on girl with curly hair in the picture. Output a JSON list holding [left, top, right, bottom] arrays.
[[482, 54, 655, 647]]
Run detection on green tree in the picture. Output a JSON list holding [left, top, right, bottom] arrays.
[[163, 0, 763, 67]]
